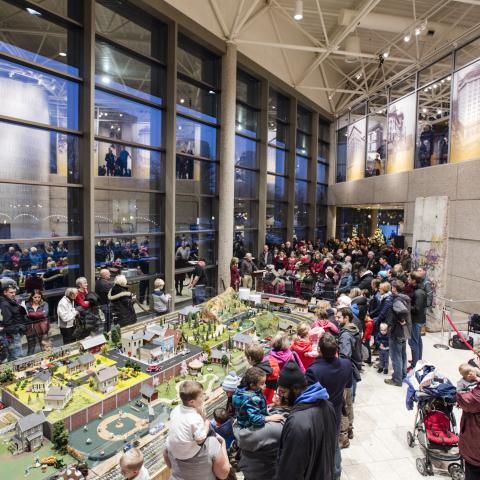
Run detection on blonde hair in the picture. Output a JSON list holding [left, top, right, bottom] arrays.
[[114, 274, 128, 287], [379, 322, 388, 333], [315, 307, 329, 320], [459, 363, 476, 379], [154, 278, 165, 289], [379, 281, 391, 294], [120, 447, 144, 473], [271, 332, 290, 351], [349, 287, 362, 298], [316, 300, 331, 311], [297, 322, 310, 339]]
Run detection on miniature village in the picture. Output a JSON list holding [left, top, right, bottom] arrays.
[[0, 287, 316, 479]]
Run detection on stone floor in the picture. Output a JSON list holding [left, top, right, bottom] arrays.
[[340, 332, 474, 480]]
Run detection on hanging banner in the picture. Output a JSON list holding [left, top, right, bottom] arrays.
[[346, 118, 366, 181]]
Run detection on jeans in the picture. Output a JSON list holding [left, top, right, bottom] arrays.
[[7, 333, 24, 360], [379, 348, 389, 370], [408, 322, 424, 368], [334, 443, 342, 479], [363, 339, 372, 364], [389, 337, 407, 384], [192, 285, 206, 305]]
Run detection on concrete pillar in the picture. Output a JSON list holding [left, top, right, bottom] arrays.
[[327, 205, 336, 240], [217, 42, 237, 292], [370, 208, 379, 237], [256, 79, 268, 255]]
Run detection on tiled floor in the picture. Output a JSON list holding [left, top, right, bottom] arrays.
[[340, 332, 474, 480]]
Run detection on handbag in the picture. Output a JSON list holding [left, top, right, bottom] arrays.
[[449, 334, 474, 350]]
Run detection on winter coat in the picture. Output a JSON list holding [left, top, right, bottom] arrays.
[[457, 384, 480, 467], [275, 383, 336, 480], [233, 385, 268, 429], [230, 265, 240, 289], [353, 270, 374, 294], [351, 295, 368, 326], [255, 357, 280, 404], [376, 332, 389, 349], [368, 291, 381, 318], [0, 295, 26, 335], [373, 292, 393, 325], [24, 301, 49, 337], [363, 317, 374, 342], [57, 295, 77, 329], [410, 285, 427, 324], [313, 319, 339, 336], [290, 338, 315, 370], [305, 358, 352, 434], [338, 324, 363, 382], [337, 274, 353, 293], [211, 418, 234, 449], [389, 293, 412, 340], [269, 348, 305, 373], [108, 284, 137, 327], [75, 290, 90, 310], [152, 289, 169, 313], [95, 278, 112, 306]]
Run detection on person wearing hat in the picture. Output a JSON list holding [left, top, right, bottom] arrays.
[[152, 278, 171, 316], [275, 361, 336, 480], [240, 253, 257, 289], [222, 371, 240, 416]]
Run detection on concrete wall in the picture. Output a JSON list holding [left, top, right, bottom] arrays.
[[328, 158, 480, 317]]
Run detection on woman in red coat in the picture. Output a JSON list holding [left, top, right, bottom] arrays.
[[230, 257, 241, 291]]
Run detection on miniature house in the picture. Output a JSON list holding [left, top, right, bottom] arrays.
[[210, 349, 229, 364], [122, 325, 177, 361], [44, 385, 73, 411], [80, 334, 107, 354], [94, 365, 119, 393], [139, 343, 164, 363], [12, 411, 46, 453], [188, 358, 203, 376], [67, 353, 95, 375], [294, 298, 309, 313], [232, 333, 254, 350], [31, 370, 52, 393], [121, 330, 145, 358], [178, 305, 199, 323], [140, 383, 158, 404]]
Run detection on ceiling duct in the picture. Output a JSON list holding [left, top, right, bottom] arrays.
[[344, 35, 361, 63]]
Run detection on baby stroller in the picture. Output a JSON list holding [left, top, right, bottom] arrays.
[[405, 362, 464, 479]]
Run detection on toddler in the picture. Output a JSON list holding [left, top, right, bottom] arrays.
[[362, 315, 374, 365], [290, 323, 316, 370], [233, 367, 283, 428], [221, 371, 241, 416], [376, 323, 389, 374], [211, 407, 235, 448], [120, 448, 150, 480], [457, 363, 480, 391], [245, 343, 279, 405], [166, 381, 210, 460]]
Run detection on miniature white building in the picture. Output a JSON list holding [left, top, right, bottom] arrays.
[[94, 365, 119, 393], [44, 385, 73, 411], [31, 370, 52, 393], [122, 325, 176, 361], [139, 343, 164, 362], [232, 333, 254, 350], [12, 412, 45, 452], [67, 353, 95, 375], [121, 330, 145, 358], [80, 334, 107, 353]]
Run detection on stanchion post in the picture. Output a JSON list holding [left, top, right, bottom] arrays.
[[434, 305, 450, 350]]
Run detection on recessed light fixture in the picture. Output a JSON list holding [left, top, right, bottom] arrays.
[[26, 7, 41, 15], [355, 72, 362, 80], [447, 76, 451, 81], [433, 83, 438, 89], [59, 52, 67, 57], [437, 109, 442, 115], [293, 0, 303, 20]]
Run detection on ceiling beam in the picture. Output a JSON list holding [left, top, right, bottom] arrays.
[[232, 0, 264, 38], [300, 86, 363, 95], [208, 0, 230, 38]]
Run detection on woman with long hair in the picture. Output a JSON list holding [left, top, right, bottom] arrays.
[[24, 289, 51, 355]]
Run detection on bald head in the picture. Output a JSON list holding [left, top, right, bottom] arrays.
[[100, 269, 111, 280]]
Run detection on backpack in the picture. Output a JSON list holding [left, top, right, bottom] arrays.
[[449, 334, 474, 350]]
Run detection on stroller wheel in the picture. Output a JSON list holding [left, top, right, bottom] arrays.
[[448, 463, 465, 480], [416, 458, 427, 476], [407, 431, 415, 448]]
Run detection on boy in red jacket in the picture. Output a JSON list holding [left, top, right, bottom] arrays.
[[362, 315, 374, 365], [245, 343, 279, 405], [290, 323, 316, 370]]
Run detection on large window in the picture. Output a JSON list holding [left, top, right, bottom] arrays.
[[235, 71, 259, 256], [316, 120, 329, 244]]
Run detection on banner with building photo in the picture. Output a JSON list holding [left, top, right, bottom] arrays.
[[366, 114, 387, 176], [451, 58, 480, 163], [386, 93, 416, 174], [346, 118, 366, 181]]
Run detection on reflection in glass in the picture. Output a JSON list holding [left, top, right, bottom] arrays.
[[418, 55, 453, 89], [177, 79, 217, 123], [267, 175, 286, 202], [175, 232, 216, 265], [297, 107, 311, 133], [316, 206, 327, 226], [95, 141, 163, 190], [266, 228, 287, 246], [350, 102, 366, 123], [336, 127, 347, 182], [390, 76, 415, 102], [319, 120, 330, 143], [269, 90, 289, 122], [236, 104, 257, 137], [176, 116, 217, 160], [176, 157, 217, 195], [294, 227, 308, 241], [0, 58, 79, 130], [455, 37, 480, 70], [0, 185, 81, 239], [234, 229, 257, 256], [296, 132, 310, 156], [295, 180, 309, 204], [366, 112, 387, 177], [315, 227, 326, 244], [94, 191, 163, 235], [316, 185, 327, 205], [177, 40, 219, 87], [29, 0, 80, 19], [0, 122, 79, 184], [234, 200, 258, 229], [294, 204, 309, 228], [235, 136, 257, 168], [295, 156, 309, 179], [267, 147, 286, 174], [268, 117, 288, 148], [95, 42, 164, 104], [237, 72, 258, 106], [175, 195, 217, 231], [0, 0, 80, 75], [266, 203, 287, 229], [95, 90, 162, 148], [318, 142, 329, 163], [317, 162, 328, 184], [235, 169, 258, 199]]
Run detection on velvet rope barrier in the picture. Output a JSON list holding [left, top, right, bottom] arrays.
[[444, 311, 480, 358]]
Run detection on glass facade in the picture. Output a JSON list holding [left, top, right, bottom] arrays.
[[317, 121, 329, 243]]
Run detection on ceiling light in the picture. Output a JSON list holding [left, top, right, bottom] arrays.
[[208, 90, 216, 94], [293, 0, 303, 20], [26, 7, 41, 15], [423, 88, 428, 92], [433, 83, 438, 89], [119, 113, 123, 117], [422, 108, 427, 113], [101, 75, 111, 84], [437, 109, 442, 115], [404, 34, 411, 42], [415, 27, 421, 36], [59, 52, 67, 57], [382, 50, 389, 59], [447, 76, 451, 81], [420, 21, 427, 31], [355, 72, 362, 80], [180, 98, 185, 104]]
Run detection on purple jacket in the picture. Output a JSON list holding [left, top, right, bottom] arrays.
[[269, 349, 305, 373]]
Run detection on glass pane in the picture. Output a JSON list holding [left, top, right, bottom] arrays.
[[0, 239, 82, 295], [268, 116, 288, 148], [296, 131, 310, 156], [0, 122, 79, 184], [0, 58, 79, 130], [267, 147, 286, 174], [265, 228, 287, 246], [415, 80, 450, 168], [317, 162, 328, 184], [0, 0, 80, 76], [236, 104, 257, 137], [176, 116, 217, 160], [390, 75, 415, 102], [94, 235, 162, 278], [295, 155, 309, 179], [319, 120, 330, 142], [316, 184, 327, 205], [418, 55, 453, 88], [0, 185, 81, 238], [368, 94, 388, 113], [234, 230, 257, 256], [366, 113, 387, 177], [235, 136, 257, 168], [294, 204, 309, 227], [95, 141, 163, 191], [94, 190, 163, 235], [347, 118, 366, 181], [338, 113, 349, 130], [266, 202, 287, 229], [176, 157, 217, 195], [351, 102, 366, 122], [294, 227, 308, 241], [267, 175, 287, 202], [175, 195, 217, 231], [235, 168, 258, 198], [95, 41, 164, 104], [177, 39, 219, 87], [336, 127, 347, 182], [297, 107, 311, 133], [318, 141, 329, 163], [175, 232, 216, 265], [455, 37, 480, 69], [316, 206, 327, 226], [269, 90, 289, 121], [177, 79, 217, 123], [295, 180, 309, 203], [29, 0, 80, 19], [95, 89, 162, 148], [237, 72, 258, 106], [234, 200, 258, 229], [315, 226, 326, 244]]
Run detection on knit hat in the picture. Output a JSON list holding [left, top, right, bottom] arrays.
[[222, 371, 241, 392], [278, 361, 307, 389]]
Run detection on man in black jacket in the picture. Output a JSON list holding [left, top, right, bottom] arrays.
[[408, 272, 427, 368], [352, 267, 374, 294], [275, 361, 336, 480], [95, 268, 112, 332], [0, 284, 26, 360], [258, 245, 273, 270]]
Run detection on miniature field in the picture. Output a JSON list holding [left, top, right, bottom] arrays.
[[0, 433, 75, 480]]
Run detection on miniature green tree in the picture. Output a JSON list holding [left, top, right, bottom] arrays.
[[133, 363, 141, 373], [27, 394, 31, 404], [96, 358, 101, 365], [88, 378, 94, 389], [111, 325, 121, 345], [221, 355, 229, 370], [52, 421, 69, 454]]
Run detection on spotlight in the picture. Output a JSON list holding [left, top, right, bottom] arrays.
[[447, 76, 451, 81], [208, 90, 216, 94], [293, 0, 303, 20], [422, 108, 427, 113], [404, 34, 411, 42], [433, 83, 438, 89], [180, 98, 185, 104]]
